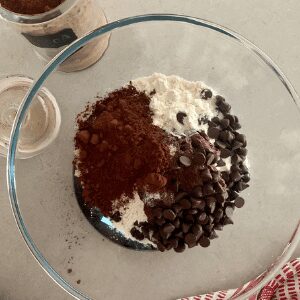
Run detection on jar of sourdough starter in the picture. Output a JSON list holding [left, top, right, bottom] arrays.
[[0, 0, 109, 72]]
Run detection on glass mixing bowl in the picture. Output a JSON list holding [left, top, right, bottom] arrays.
[[7, 14, 300, 300]]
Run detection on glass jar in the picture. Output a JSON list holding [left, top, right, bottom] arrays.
[[0, 0, 109, 72]]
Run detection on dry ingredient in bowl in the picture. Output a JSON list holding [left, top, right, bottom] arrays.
[[0, 0, 64, 14], [74, 73, 250, 252]]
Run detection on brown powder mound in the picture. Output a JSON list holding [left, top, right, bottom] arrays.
[[0, 0, 64, 15], [74, 85, 172, 216]]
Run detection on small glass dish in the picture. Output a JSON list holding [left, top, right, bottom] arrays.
[[7, 14, 300, 300]]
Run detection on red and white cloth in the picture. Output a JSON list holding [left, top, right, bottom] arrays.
[[179, 258, 300, 300]]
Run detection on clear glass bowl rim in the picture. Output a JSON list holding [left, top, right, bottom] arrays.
[[6, 14, 300, 300]]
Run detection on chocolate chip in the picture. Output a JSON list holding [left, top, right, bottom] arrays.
[[206, 197, 216, 214], [232, 140, 243, 150], [214, 182, 225, 194], [174, 242, 186, 253], [242, 174, 250, 183], [173, 218, 181, 229], [179, 155, 192, 167], [204, 224, 214, 233], [111, 211, 121, 222], [187, 209, 198, 215], [192, 186, 203, 198], [163, 209, 176, 221], [200, 89, 213, 99], [230, 170, 242, 182], [221, 171, 230, 182], [179, 198, 192, 209], [213, 208, 223, 222], [198, 212, 208, 225], [157, 242, 166, 252], [236, 181, 249, 191], [216, 95, 225, 105], [220, 118, 230, 129], [240, 164, 249, 174], [223, 216, 234, 225], [193, 152, 206, 165], [215, 140, 227, 149], [225, 206, 234, 218], [235, 133, 246, 144], [156, 218, 166, 226], [184, 233, 197, 246], [152, 207, 163, 218], [201, 168, 212, 182], [206, 153, 215, 165], [161, 223, 175, 237], [224, 131, 235, 143], [167, 243, 175, 251], [211, 116, 220, 124], [237, 147, 248, 156], [208, 120, 218, 127], [185, 214, 195, 223], [232, 122, 241, 130], [191, 224, 203, 236], [229, 190, 239, 200], [175, 192, 188, 202], [215, 193, 225, 204], [224, 114, 235, 125], [207, 215, 214, 224], [191, 135, 205, 151], [191, 198, 206, 210], [130, 228, 144, 240], [182, 223, 191, 233], [176, 112, 187, 125], [217, 159, 226, 167], [220, 148, 232, 158], [207, 127, 220, 139], [218, 101, 231, 114], [222, 190, 229, 200], [172, 204, 182, 214], [214, 224, 224, 231], [199, 236, 210, 247], [169, 238, 179, 249], [175, 231, 184, 239], [235, 197, 245, 208], [232, 154, 243, 164], [209, 230, 218, 239], [203, 183, 215, 195], [212, 172, 220, 182]]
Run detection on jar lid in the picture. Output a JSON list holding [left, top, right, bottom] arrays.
[[0, 75, 61, 159]]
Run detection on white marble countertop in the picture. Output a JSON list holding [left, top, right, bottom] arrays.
[[0, 1, 300, 299]]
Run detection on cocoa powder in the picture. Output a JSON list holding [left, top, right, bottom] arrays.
[[74, 85, 172, 216], [0, 0, 64, 15]]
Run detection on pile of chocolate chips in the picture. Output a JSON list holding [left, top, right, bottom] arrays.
[[130, 92, 250, 252]]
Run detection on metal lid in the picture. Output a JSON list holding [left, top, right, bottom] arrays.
[[0, 75, 61, 159]]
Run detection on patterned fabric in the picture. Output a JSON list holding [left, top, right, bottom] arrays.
[[179, 259, 300, 300]]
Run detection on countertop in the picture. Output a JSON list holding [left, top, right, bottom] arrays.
[[0, 1, 300, 299]]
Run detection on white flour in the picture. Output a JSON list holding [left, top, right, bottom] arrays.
[[132, 73, 218, 137], [111, 192, 154, 246]]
